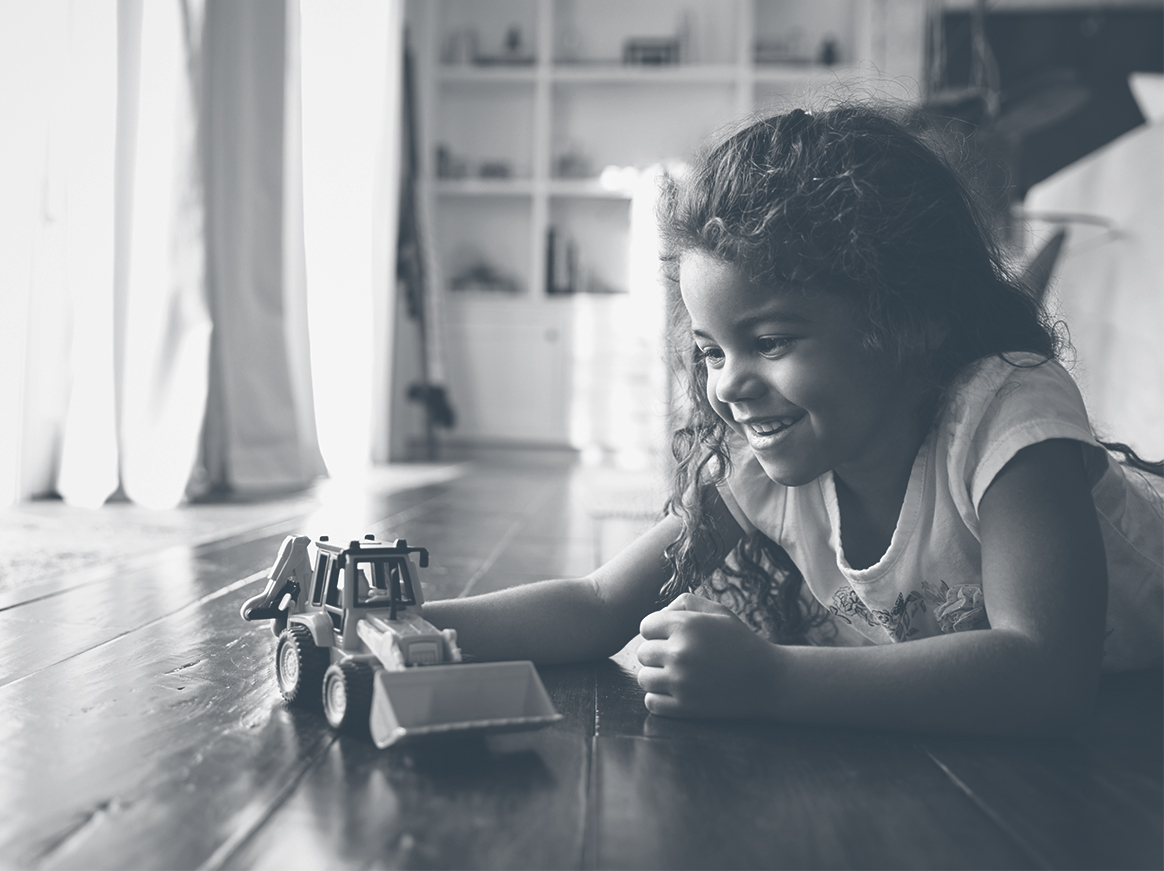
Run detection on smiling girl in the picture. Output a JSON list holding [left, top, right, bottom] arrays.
[[425, 104, 1164, 735]]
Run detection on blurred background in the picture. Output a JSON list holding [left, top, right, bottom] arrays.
[[2, 0, 1161, 512]]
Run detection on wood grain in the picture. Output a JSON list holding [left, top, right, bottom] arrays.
[[917, 669, 1164, 870], [1, 458, 1158, 870], [591, 642, 1035, 870]]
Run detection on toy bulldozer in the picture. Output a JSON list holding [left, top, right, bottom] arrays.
[[240, 534, 561, 747]]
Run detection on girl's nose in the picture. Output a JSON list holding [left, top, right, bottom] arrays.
[[714, 355, 763, 404]]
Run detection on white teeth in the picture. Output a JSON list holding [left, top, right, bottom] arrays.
[[748, 418, 797, 436]]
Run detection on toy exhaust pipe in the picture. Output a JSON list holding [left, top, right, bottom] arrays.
[[368, 661, 562, 748]]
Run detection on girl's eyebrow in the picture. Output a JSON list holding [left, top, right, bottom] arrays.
[[740, 311, 812, 327], [691, 312, 812, 339]]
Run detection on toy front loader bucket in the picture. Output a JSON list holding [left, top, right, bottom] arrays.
[[369, 661, 562, 748]]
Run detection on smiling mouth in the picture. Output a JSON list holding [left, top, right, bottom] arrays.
[[740, 416, 802, 439]]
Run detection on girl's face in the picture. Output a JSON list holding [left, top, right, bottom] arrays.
[[680, 251, 929, 488]]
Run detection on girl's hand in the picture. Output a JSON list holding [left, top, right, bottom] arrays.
[[636, 593, 780, 719]]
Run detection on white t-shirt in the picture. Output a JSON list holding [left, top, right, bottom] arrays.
[[718, 353, 1164, 671]]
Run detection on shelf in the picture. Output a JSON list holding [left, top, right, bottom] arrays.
[[432, 178, 536, 197], [551, 62, 739, 84], [436, 61, 849, 87], [410, 0, 904, 451], [437, 64, 538, 83], [752, 62, 855, 81], [547, 179, 634, 200], [432, 178, 638, 200]]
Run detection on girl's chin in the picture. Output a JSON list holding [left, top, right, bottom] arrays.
[[754, 456, 825, 488]]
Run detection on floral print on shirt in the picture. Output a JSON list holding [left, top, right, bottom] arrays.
[[922, 580, 988, 633], [828, 580, 989, 642], [828, 587, 926, 641]]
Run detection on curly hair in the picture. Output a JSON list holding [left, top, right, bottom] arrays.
[[654, 102, 1066, 643]]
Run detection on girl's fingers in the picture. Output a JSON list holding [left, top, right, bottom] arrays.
[[641, 595, 737, 638], [636, 664, 670, 694], [644, 692, 684, 718], [636, 638, 667, 668], [663, 592, 735, 616], [639, 609, 684, 639]]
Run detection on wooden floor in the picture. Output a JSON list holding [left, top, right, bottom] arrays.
[[1, 453, 1160, 870]]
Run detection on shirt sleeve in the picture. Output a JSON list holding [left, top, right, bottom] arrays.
[[950, 356, 1108, 514]]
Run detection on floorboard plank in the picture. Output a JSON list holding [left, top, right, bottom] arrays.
[[589, 729, 1034, 870], [918, 669, 1164, 871], [0, 471, 523, 869], [0, 578, 333, 870], [217, 713, 591, 870], [7, 455, 1154, 871], [591, 640, 1035, 870], [0, 489, 457, 687]]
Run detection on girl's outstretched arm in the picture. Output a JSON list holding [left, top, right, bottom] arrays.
[[423, 514, 693, 665], [637, 439, 1110, 735]]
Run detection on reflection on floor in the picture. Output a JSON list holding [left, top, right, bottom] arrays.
[[0, 453, 666, 598]]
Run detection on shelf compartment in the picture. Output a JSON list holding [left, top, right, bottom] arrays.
[[753, 0, 856, 67], [547, 198, 631, 297], [435, 197, 532, 296], [437, 0, 539, 67], [551, 80, 737, 177], [554, 0, 739, 65], [434, 78, 535, 181]]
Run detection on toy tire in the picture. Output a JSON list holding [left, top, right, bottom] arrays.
[[322, 660, 375, 736], [275, 624, 328, 709]]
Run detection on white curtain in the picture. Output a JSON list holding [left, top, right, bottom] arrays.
[[298, 0, 404, 474], [201, 0, 326, 495], [0, 0, 119, 507], [1, 0, 403, 509], [114, 0, 215, 509]]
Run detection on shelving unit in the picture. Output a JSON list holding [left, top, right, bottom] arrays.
[[403, 0, 924, 453]]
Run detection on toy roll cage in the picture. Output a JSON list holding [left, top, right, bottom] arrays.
[[313, 536, 429, 620]]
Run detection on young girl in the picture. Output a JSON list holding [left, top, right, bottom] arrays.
[[425, 104, 1164, 735]]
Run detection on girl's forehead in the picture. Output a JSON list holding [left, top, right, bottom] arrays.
[[679, 251, 836, 317]]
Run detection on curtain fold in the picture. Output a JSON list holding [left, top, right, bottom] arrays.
[[4, 0, 352, 509], [117, 0, 213, 509], [55, 1, 120, 509], [201, 0, 326, 494], [1, 0, 119, 506], [299, 0, 404, 476]]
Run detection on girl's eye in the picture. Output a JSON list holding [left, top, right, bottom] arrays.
[[696, 346, 724, 367], [756, 336, 795, 357]]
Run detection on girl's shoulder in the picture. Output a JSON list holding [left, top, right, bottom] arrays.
[[949, 351, 1075, 399], [945, 352, 1090, 433], [939, 353, 1104, 512]]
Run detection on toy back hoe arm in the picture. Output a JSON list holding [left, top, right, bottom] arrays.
[[240, 534, 313, 633]]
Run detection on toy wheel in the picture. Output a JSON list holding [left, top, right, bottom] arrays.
[[275, 624, 328, 709], [322, 660, 375, 736]]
